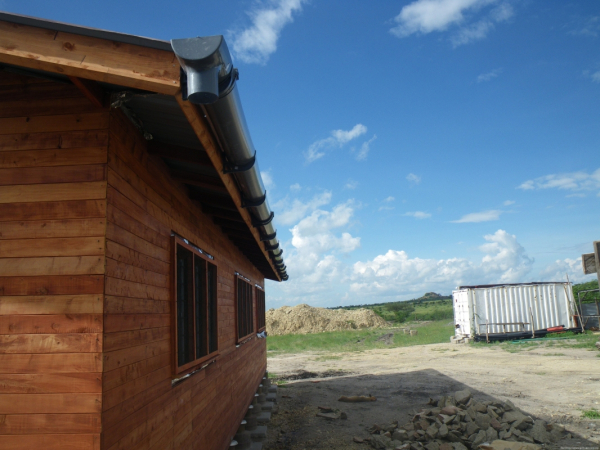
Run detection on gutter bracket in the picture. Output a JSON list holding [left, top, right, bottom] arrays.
[[241, 192, 266, 208], [260, 232, 277, 242], [223, 153, 256, 174], [252, 211, 274, 227], [264, 242, 279, 252]]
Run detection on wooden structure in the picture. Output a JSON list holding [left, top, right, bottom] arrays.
[[0, 12, 284, 450]]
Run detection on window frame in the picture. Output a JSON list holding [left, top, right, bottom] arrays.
[[235, 275, 254, 343], [172, 235, 219, 376], [255, 286, 266, 332]]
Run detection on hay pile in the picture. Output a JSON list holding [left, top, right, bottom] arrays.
[[266, 304, 388, 336]]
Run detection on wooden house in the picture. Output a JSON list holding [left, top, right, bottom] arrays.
[[0, 12, 287, 450]]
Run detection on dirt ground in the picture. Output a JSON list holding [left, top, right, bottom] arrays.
[[264, 341, 600, 450]]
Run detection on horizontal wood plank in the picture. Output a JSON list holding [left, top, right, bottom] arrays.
[[0, 21, 179, 94], [102, 352, 169, 392], [106, 222, 169, 262], [102, 365, 170, 411], [0, 393, 101, 413], [0, 112, 109, 135], [105, 240, 169, 276], [0, 164, 106, 185], [103, 326, 169, 352], [104, 296, 168, 315], [0, 181, 106, 203], [0, 218, 106, 239], [0, 412, 101, 434], [0, 434, 99, 450], [0, 314, 102, 334], [0, 275, 104, 296], [104, 277, 169, 301], [0, 256, 104, 277], [0, 130, 108, 151], [0, 333, 101, 353], [0, 373, 101, 394], [103, 315, 169, 334], [0, 294, 102, 315], [0, 200, 106, 222], [103, 339, 169, 372], [0, 237, 104, 257], [0, 353, 102, 373], [105, 258, 167, 288], [0, 147, 107, 168], [0, 96, 98, 118]]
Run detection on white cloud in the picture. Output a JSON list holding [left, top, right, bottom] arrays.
[[230, 0, 306, 65], [379, 206, 395, 212], [345, 179, 359, 190], [383, 196, 395, 203], [517, 168, 600, 193], [406, 173, 422, 184], [267, 201, 361, 306], [290, 183, 301, 192], [452, 209, 502, 223], [350, 230, 533, 299], [275, 191, 332, 226], [356, 134, 377, 161], [305, 124, 368, 163], [592, 71, 600, 83], [390, 0, 513, 47], [261, 170, 274, 190], [503, 200, 515, 206], [404, 211, 432, 219], [477, 68, 502, 82], [539, 258, 596, 284]]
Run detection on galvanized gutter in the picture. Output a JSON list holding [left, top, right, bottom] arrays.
[[171, 36, 288, 281]]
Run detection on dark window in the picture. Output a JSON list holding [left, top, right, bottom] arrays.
[[236, 277, 254, 341], [256, 287, 265, 331], [174, 237, 218, 373]]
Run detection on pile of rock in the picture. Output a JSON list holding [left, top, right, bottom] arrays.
[[364, 390, 569, 450]]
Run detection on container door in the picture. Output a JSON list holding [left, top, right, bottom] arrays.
[[453, 290, 471, 337]]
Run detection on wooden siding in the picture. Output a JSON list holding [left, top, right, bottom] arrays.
[[0, 71, 106, 450], [102, 109, 266, 450]]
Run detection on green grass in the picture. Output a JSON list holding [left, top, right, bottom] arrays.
[[582, 409, 600, 419], [470, 330, 598, 353], [573, 280, 600, 303], [266, 320, 454, 354]]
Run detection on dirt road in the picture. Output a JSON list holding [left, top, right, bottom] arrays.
[[265, 341, 600, 449]]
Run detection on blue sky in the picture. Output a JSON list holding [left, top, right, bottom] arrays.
[[5, 0, 599, 307]]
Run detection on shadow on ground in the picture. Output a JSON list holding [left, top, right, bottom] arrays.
[[265, 369, 598, 450]]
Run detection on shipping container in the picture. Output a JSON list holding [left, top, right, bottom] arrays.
[[453, 282, 577, 339]]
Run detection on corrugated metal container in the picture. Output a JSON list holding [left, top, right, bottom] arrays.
[[453, 282, 576, 338]]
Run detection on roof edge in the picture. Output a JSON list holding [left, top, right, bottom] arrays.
[[0, 11, 172, 52]]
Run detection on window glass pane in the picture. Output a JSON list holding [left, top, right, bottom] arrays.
[[176, 245, 194, 367], [207, 263, 218, 354], [195, 255, 207, 359], [247, 283, 253, 335]]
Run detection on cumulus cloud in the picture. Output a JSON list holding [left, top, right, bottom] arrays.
[[477, 68, 502, 82], [390, 0, 514, 47], [230, 0, 306, 65], [356, 135, 377, 161], [350, 230, 533, 299], [290, 183, 301, 192], [404, 211, 432, 219], [518, 168, 600, 193], [503, 200, 515, 206], [406, 173, 422, 185], [345, 179, 359, 190], [267, 201, 361, 306], [305, 124, 368, 163], [275, 191, 332, 226], [261, 170, 274, 190], [452, 209, 502, 223], [539, 258, 596, 284], [384, 196, 395, 202]]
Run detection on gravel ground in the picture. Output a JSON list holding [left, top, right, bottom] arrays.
[[264, 340, 600, 450]]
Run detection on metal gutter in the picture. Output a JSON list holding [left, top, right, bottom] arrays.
[[171, 36, 288, 281]]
